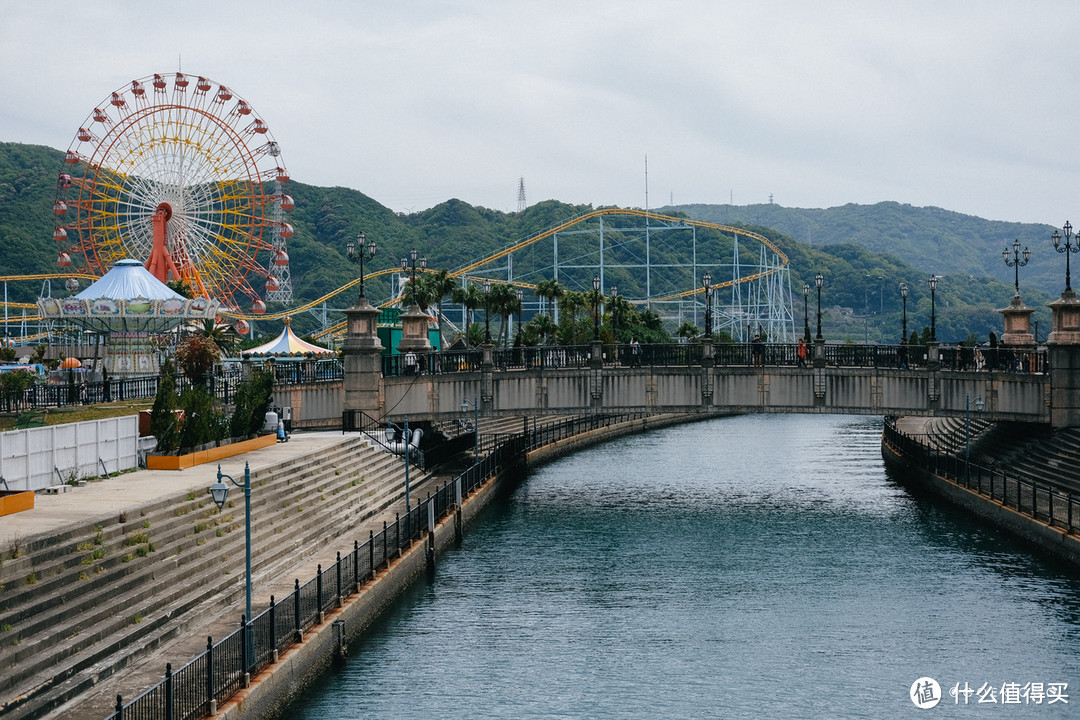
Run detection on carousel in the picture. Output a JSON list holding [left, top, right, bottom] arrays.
[[38, 259, 219, 376]]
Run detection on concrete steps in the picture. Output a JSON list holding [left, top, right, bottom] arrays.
[[0, 436, 429, 720]]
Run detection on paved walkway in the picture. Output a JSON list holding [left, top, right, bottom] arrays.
[[0, 431, 356, 550]]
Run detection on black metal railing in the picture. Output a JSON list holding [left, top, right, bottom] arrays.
[[340, 410, 428, 471], [103, 410, 652, 720], [883, 417, 1079, 536], [380, 343, 1048, 377]]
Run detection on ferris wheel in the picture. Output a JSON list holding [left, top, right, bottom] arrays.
[[52, 72, 294, 312]]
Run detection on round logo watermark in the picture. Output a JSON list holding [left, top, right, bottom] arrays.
[[910, 677, 942, 709]]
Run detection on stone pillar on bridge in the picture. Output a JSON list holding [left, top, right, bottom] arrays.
[[590, 340, 604, 408], [999, 297, 1036, 348], [342, 296, 384, 417], [396, 304, 432, 355], [700, 338, 714, 406], [812, 338, 826, 404], [1047, 290, 1080, 428], [480, 343, 494, 412]]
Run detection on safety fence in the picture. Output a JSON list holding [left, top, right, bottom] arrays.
[[379, 343, 1049, 377], [102, 410, 650, 720], [883, 417, 1080, 537]]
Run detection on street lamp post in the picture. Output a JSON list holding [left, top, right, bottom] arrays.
[[702, 272, 713, 339], [965, 394, 985, 482], [515, 288, 524, 347], [1052, 221, 1079, 293], [802, 282, 810, 339], [591, 274, 601, 341], [209, 463, 252, 660], [814, 273, 824, 340], [610, 285, 618, 339], [460, 396, 479, 463], [483, 279, 492, 344], [929, 275, 938, 342], [900, 283, 909, 341], [400, 248, 427, 304], [345, 232, 376, 300], [1003, 239, 1031, 299]]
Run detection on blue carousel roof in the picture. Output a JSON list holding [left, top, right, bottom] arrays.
[[75, 259, 185, 301]]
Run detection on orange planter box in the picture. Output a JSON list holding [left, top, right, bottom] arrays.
[[146, 434, 277, 470], [0, 490, 34, 516]]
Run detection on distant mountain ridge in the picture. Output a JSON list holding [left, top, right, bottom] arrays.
[[666, 202, 1061, 297], [0, 141, 1049, 341]]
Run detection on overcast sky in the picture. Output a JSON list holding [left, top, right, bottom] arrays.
[[2, 1, 1077, 224]]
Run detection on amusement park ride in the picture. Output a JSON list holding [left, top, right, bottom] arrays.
[[0, 72, 797, 361]]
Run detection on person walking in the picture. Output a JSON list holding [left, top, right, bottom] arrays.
[[797, 338, 807, 367], [630, 338, 642, 367]]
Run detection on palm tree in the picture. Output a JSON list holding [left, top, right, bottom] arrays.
[[535, 278, 564, 318], [676, 321, 700, 340], [423, 269, 457, 350], [189, 318, 240, 357], [525, 313, 558, 345], [452, 283, 485, 343], [488, 283, 521, 347], [608, 295, 636, 342]]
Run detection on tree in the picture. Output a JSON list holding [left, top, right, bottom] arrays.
[[422, 269, 457, 350], [677, 321, 700, 340], [174, 334, 222, 381], [535, 278, 564, 318], [189, 319, 240, 358], [229, 368, 274, 438], [167, 279, 194, 299], [149, 359, 180, 452], [525, 313, 558, 345], [488, 283, 521, 347], [451, 283, 485, 343]]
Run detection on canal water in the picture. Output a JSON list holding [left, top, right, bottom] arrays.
[[288, 415, 1080, 718]]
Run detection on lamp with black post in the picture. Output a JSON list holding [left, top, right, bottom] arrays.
[[515, 288, 524, 348], [814, 273, 824, 340], [1052, 221, 1079, 295], [929, 275, 938, 342], [900, 283, 909, 341], [1003, 239, 1030, 299], [965, 394, 985, 483], [802, 282, 810, 339], [345, 232, 376, 301], [610, 285, 618, 340], [209, 463, 253, 664], [592, 274, 601, 341], [702, 272, 713, 339], [483, 279, 492, 344]]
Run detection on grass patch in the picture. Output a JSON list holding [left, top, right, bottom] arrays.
[[76, 541, 94, 552], [24, 573, 36, 586], [123, 532, 149, 546], [92, 547, 106, 560]]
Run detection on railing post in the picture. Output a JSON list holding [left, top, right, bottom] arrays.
[[269, 595, 277, 659], [316, 565, 323, 620], [294, 579, 302, 642], [336, 551, 342, 607], [165, 662, 174, 720], [353, 540, 360, 593], [369, 529, 375, 580], [396, 513, 401, 555], [115, 694, 124, 720], [383, 521, 389, 568], [207, 636, 216, 716], [240, 616, 249, 685]]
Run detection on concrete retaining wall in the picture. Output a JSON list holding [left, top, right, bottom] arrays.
[[881, 440, 1080, 567]]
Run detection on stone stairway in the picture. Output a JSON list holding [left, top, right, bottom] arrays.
[[0, 436, 431, 720]]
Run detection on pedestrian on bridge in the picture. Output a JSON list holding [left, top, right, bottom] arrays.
[[797, 338, 807, 367]]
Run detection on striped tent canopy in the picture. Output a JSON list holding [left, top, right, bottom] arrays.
[[245, 319, 332, 357]]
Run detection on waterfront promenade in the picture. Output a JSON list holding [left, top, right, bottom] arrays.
[[1, 429, 446, 720]]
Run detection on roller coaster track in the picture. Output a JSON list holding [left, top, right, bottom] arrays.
[[3, 209, 787, 338]]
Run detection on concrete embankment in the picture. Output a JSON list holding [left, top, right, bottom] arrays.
[[881, 422, 1080, 568], [217, 412, 703, 720]]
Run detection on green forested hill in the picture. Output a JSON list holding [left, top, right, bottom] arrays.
[[0, 141, 1048, 342], [668, 202, 1061, 298]]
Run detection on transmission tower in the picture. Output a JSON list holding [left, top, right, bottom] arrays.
[[517, 177, 526, 212]]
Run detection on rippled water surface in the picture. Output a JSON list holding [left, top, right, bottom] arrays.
[[288, 415, 1080, 718]]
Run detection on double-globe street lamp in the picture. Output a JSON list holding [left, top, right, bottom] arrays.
[[929, 275, 938, 342], [701, 272, 713, 339], [345, 232, 376, 301], [401, 248, 426, 299], [1052, 221, 1080, 294], [814, 273, 824, 340], [483, 279, 492, 344], [1003, 239, 1030, 299], [209, 463, 253, 658], [965, 393, 985, 482], [610, 286, 618, 339], [900, 282, 909, 341], [802, 282, 810, 339], [592, 274, 601, 341]]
